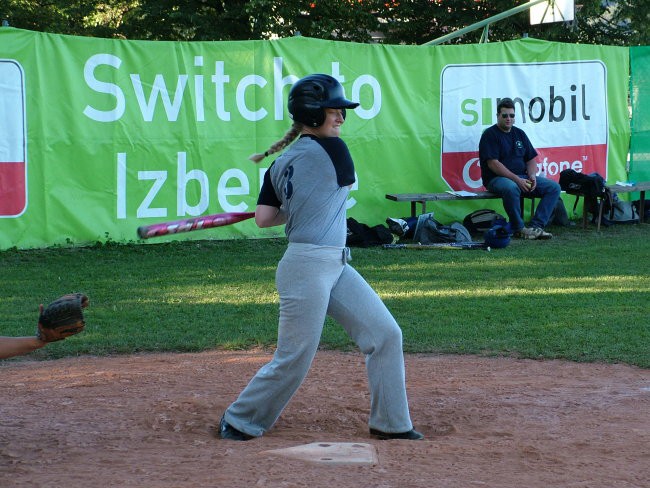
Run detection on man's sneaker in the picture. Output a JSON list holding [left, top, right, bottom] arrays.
[[219, 415, 254, 441], [386, 217, 409, 237], [514, 227, 553, 240]]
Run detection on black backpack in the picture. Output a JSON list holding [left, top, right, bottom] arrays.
[[559, 169, 611, 216], [559, 169, 606, 196], [463, 209, 506, 236]]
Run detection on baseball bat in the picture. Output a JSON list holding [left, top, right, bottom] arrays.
[[137, 211, 255, 239], [383, 242, 490, 251]]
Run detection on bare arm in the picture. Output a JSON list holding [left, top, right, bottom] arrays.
[[255, 205, 287, 228], [0, 336, 46, 360]]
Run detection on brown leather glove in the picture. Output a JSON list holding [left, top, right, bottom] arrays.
[[37, 293, 89, 342]]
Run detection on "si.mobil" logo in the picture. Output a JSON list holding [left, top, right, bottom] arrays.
[[0, 60, 27, 217], [440, 61, 608, 191]]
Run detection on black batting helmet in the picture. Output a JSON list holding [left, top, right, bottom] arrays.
[[288, 74, 359, 127]]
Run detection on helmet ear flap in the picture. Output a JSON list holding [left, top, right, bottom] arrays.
[[288, 95, 325, 127], [308, 108, 326, 127]]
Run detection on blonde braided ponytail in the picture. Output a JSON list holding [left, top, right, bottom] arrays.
[[249, 123, 303, 163]]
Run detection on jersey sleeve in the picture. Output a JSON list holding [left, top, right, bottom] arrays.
[[314, 137, 356, 187], [256, 164, 282, 207]]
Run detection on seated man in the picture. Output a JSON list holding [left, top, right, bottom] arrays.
[[479, 98, 561, 240]]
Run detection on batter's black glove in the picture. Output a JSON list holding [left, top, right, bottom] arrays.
[[37, 293, 89, 342]]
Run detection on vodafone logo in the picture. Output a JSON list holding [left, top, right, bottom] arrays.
[[458, 151, 598, 190], [440, 61, 608, 192], [462, 157, 483, 189]]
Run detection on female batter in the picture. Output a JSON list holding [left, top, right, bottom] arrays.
[[219, 74, 423, 441]]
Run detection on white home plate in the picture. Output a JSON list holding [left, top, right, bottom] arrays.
[[260, 442, 378, 466]]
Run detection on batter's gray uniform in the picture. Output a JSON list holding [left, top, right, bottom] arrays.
[[223, 135, 414, 437]]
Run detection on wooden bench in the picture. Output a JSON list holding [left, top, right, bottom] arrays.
[[386, 181, 650, 231], [385, 191, 533, 219]]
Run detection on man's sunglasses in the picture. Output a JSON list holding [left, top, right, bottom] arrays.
[[500, 113, 515, 119]]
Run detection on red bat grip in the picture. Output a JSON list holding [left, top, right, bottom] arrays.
[[137, 212, 255, 239]]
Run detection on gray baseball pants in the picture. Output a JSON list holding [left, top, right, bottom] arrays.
[[223, 242, 413, 437]]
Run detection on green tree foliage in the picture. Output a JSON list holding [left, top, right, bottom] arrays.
[[2, 1, 135, 38], [117, 0, 254, 41], [1, 0, 256, 40], [377, 0, 649, 46], [2, 0, 648, 45], [244, 0, 387, 43]]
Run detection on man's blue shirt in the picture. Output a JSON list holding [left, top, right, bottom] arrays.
[[479, 125, 537, 185]]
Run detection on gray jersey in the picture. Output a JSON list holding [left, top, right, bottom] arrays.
[[258, 135, 355, 247]]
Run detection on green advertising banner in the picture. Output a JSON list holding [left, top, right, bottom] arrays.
[[630, 46, 650, 182], [0, 28, 631, 250]]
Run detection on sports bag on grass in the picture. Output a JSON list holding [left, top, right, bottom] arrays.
[[597, 196, 640, 226], [413, 213, 472, 245], [549, 198, 572, 227], [632, 199, 650, 222], [346, 218, 394, 247], [462, 209, 506, 236]]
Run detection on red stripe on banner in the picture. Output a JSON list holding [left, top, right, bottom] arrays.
[[0, 162, 27, 216], [441, 144, 608, 192]]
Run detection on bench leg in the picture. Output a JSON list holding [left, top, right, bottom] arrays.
[[597, 196, 605, 231], [402, 201, 430, 218], [641, 191, 646, 223], [409, 201, 427, 217]]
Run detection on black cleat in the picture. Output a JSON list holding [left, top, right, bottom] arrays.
[[370, 428, 425, 440], [219, 415, 254, 441]]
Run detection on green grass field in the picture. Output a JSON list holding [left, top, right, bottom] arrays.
[[1, 223, 648, 367]]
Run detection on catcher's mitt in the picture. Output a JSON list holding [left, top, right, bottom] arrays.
[[37, 293, 89, 343]]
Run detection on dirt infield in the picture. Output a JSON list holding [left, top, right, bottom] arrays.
[[1, 350, 648, 488]]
